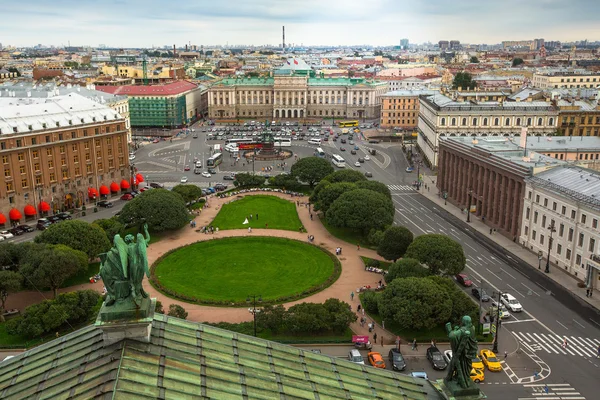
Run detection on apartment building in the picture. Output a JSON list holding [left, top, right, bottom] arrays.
[[0, 94, 130, 224], [532, 72, 600, 89], [380, 90, 436, 129]]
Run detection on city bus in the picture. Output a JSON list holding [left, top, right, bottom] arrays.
[[331, 154, 346, 168], [225, 138, 254, 146], [314, 147, 325, 158], [338, 120, 359, 128], [207, 152, 223, 167], [273, 137, 292, 147]]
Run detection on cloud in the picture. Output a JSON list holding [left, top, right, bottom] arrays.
[[2, 0, 599, 47]]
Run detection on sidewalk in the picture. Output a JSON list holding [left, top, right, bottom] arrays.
[[419, 174, 600, 311]]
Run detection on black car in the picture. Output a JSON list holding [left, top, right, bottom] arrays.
[[365, 172, 373, 177], [214, 184, 227, 191], [426, 346, 448, 370], [47, 215, 61, 224], [388, 349, 406, 371], [472, 287, 491, 302], [56, 212, 72, 220], [149, 182, 164, 189], [8, 227, 24, 236], [16, 224, 34, 233], [97, 200, 114, 208], [223, 175, 235, 181], [36, 219, 52, 230], [341, 138, 347, 144], [208, 167, 217, 174]]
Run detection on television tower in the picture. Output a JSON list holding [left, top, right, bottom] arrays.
[[282, 26, 285, 52]]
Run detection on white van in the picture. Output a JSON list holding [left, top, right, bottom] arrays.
[[308, 138, 322, 145], [225, 144, 238, 153], [348, 349, 364, 365]]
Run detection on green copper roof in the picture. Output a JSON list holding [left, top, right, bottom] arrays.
[[0, 313, 443, 399], [215, 77, 275, 86]]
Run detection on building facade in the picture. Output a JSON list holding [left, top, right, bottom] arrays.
[[208, 76, 388, 120], [417, 94, 558, 167], [556, 100, 600, 137], [0, 94, 130, 224], [520, 166, 600, 287], [380, 90, 436, 129], [96, 81, 207, 127], [532, 72, 600, 89]]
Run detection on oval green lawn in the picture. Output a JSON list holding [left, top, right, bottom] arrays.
[[210, 195, 302, 231], [153, 237, 335, 303]]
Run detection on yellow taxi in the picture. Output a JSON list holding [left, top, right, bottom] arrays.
[[470, 368, 485, 383], [480, 349, 502, 372], [472, 355, 484, 370], [367, 352, 386, 369]]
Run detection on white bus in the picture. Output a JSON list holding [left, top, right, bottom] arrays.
[[225, 138, 254, 145], [213, 144, 222, 153], [273, 137, 292, 147], [308, 138, 322, 145], [315, 147, 325, 158], [331, 154, 346, 168]]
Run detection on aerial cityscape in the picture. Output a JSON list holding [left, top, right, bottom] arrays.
[[1, 2, 600, 399]]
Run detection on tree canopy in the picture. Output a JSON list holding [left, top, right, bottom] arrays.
[[377, 226, 414, 261], [167, 304, 188, 320], [376, 277, 453, 331], [324, 169, 367, 184], [512, 57, 524, 67], [385, 258, 431, 282], [355, 180, 392, 199], [20, 244, 88, 298], [427, 276, 479, 323], [452, 72, 476, 90], [404, 234, 466, 275], [234, 173, 267, 188], [0, 271, 22, 322], [93, 217, 124, 242], [470, 56, 479, 63], [316, 182, 357, 212], [326, 189, 394, 233], [35, 220, 110, 260], [291, 157, 334, 188], [118, 189, 189, 232], [172, 184, 204, 206]]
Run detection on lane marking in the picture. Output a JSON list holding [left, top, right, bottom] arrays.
[[507, 284, 524, 297], [555, 320, 569, 330], [521, 283, 540, 297], [572, 319, 585, 329], [502, 318, 537, 324], [485, 268, 501, 280]]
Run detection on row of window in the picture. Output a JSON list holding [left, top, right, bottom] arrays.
[[0, 128, 123, 151], [440, 116, 554, 127], [526, 225, 595, 266], [383, 119, 417, 126], [561, 116, 600, 125], [527, 192, 599, 229]]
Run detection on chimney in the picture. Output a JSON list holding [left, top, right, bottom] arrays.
[[173, 44, 176, 57]]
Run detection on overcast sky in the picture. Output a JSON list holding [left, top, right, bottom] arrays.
[[4, 0, 599, 48]]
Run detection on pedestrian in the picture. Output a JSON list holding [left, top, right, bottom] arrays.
[[381, 336, 384, 347], [562, 337, 568, 349], [357, 243, 360, 251], [310, 213, 313, 220], [412, 338, 417, 350], [597, 344, 600, 358], [431, 339, 435, 348], [250, 214, 253, 220], [373, 332, 378, 343], [586, 288, 590, 297], [357, 304, 362, 312], [378, 280, 382, 287], [490, 228, 493, 235], [265, 223, 268, 229], [256, 213, 259, 220], [504, 351, 508, 360], [544, 384, 549, 394], [361, 308, 365, 316], [248, 227, 252, 233], [56, 332, 59, 338], [350, 291, 355, 301], [382, 320, 385, 330], [297, 200, 299, 206]]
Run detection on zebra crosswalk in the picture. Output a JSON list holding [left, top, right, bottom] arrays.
[[512, 331, 600, 358], [388, 184, 416, 192], [520, 383, 585, 400]]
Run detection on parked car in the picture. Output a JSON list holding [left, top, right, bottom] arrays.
[[367, 352, 386, 369], [223, 175, 235, 180], [184, 165, 191, 171], [180, 176, 188, 183], [455, 274, 473, 287], [341, 139, 347, 144], [214, 184, 227, 191], [470, 368, 485, 383], [350, 150, 357, 155], [348, 349, 365, 365], [208, 167, 217, 174], [354, 161, 361, 167], [340, 147, 346, 151], [365, 171, 373, 177], [501, 293, 523, 312], [388, 348, 406, 371], [426, 346, 447, 370], [56, 212, 72, 220], [410, 372, 428, 379], [0, 230, 14, 239], [120, 193, 134, 201], [97, 200, 114, 208], [47, 216, 61, 224], [139, 187, 151, 192], [16, 224, 34, 233], [149, 182, 164, 189], [472, 355, 484, 370], [7, 227, 23, 236], [36, 219, 52, 230], [480, 349, 502, 372], [471, 287, 491, 302], [201, 172, 211, 178]]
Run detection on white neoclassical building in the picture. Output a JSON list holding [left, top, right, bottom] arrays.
[[520, 166, 600, 292], [417, 94, 559, 168]]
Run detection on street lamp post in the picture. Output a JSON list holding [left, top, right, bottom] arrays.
[[466, 188, 473, 223], [538, 251, 543, 269], [492, 290, 502, 353], [545, 221, 556, 273], [246, 295, 262, 337]]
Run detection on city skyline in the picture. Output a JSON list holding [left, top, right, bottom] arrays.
[[4, 0, 600, 48]]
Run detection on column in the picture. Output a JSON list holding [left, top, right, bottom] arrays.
[[493, 173, 501, 224], [498, 176, 508, 228], [511, 181, 522, 237], [504, 178, 515, 231], [452, 156, 460, 200], [485, 168, 493, 219]]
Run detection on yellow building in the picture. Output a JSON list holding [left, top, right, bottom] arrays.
[[533, 72, 600, 89]]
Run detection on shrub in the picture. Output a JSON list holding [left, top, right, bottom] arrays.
[[361, 291, 379, 314]]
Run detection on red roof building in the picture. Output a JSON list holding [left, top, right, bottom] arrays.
[[95, 81, 198, 97]]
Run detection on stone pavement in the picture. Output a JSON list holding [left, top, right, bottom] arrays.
[[419, 174, 600, 310], [6, 191, 399, 345]]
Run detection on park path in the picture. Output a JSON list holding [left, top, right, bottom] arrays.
[[7, 191, 397, 344]]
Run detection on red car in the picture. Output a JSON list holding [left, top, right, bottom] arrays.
[[120, 194, 133, 201], [184, 165, 191, 171], [152, 139, 160, 143], [455, 274, 473, 287]]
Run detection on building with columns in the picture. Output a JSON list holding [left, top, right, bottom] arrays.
[[437, 135, 565, 239], [520, 166, 600, 286], [208, 58, 388, 120], [417, 93, 558, 168]]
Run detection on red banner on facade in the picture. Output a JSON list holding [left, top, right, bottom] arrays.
[[239, 143, 263, 150]]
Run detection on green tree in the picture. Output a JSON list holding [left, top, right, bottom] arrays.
[[324, 169, 367, 184], [323, 298, 357, 333], [0, 242, 21, 272], [233, 173, 267, 188], [316, 182, 357, 212], [20, 244, 88, 298], [404, 234, 466, 275], [377, 277, 453, 331], [291, 157, 334, 188], [172, 184, 204, 206], [326, 189, 394, 233], [361, 290, 379, 314], [256, 304, 287, 334], [452, 71, 476, 90], [93, 217, 124, 241], [512, 57, 524, 67], [427, 276, 479, 323], [470, 56, 479, 63], [168, 304, 188, 320], [0, 271, 22, 322], [118, 189, 189, 232], [35, 220, 110, 260], [155, 300, 164, 314], [285, 302, 330, 334], [268, 174, 302, 191], [355, 180, 392, 199], [377, 226, 414, 261], [385, 258, 430, 281], [367, 229, 385, 246]]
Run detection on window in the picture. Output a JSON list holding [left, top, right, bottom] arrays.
[[16, 139, 22, 148], [543, 198, 548, 207], [451, 118, 456, 126], [571, 210, 576, 219], [47, 148, 52, 156], [32, 150, 39, 158], [34, 163, 40, 171], [542, 215, 546, 228], [528, 191, 532, 199], [549, 117, 554, 126], [62, 170, 69, 179], [533, 211, 538, 223], [19, 166, 25, 174], [532, 230, 537, 240], [557, 244, 562, 255], [540, 234, 544, 245], [516, 117, 521, 126], [98, 162, 103, 170], [85, 153, 90, 161], [576, 254, 582, 266], [581, 214, 587, 224], [527, 118, 532, 126], [589, 238, 596, 252], [461, 118, 467, 126], [59, 145, 65, 153], [72, 144, 77, 151], [536, 194, 540, 203], [35, 176, 42, 185], [17, 153, 24, 161], [526, 207, 530, 219], [21, 178, 27, 188], [568, 228, 574, 241], [472, 118, 477, 126], [552, 202, 557, 211], [524, 226, 529, 235], [4, 168, 10, 177], [494, 118, 499, 126], [566, 249, 571, 260], [483, 118, 488, 126], [1, 156, 7, 164], [593, 218, 598, 229], [505, 118, 510, 126], [84, 142, 89, 149], [75, 167, 80, 176], [538, 118, 543, 126], [0, 142, 5, 150], [559, 223, 564, 237], [578, 233, 584, 247], [49, 172, 56, 181], [6, 182, 13, 192], [48, 160, 54, 168], [561, 205, 566, 215], [96, 150, 102, 158], [86, 165, 92, 173], [59, 133, 63, 140], [73, 155, 79, 163]]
